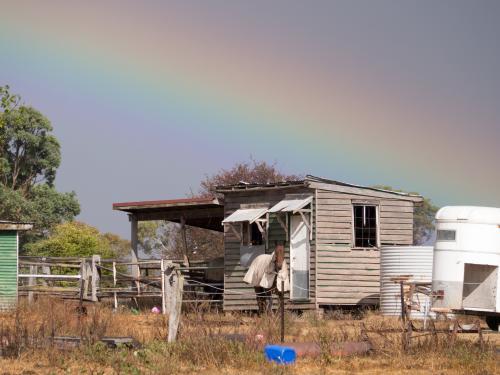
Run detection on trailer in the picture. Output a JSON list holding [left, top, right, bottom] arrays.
[[432, 206, 500, 330]]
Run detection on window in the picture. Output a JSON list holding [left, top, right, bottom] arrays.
[[242, 222, 263, 246], [437, 229, 456, 241], [353, 205, 378, 248]]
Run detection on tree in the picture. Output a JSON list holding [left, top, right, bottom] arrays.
[[198, 158, 302, 197], [0, 184, 80, 244], [25, 221, 116, 258], [0, 85, 80, 244], [372, 185, 439, 245], [101, 232, 131, 260], [1, 92, 61, 192], [139, 158, 301, 260]]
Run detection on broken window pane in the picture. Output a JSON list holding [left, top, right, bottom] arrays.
[[353, 205, 377, 247]]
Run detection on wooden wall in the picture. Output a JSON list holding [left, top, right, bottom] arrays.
[[223, 187, 316, 311], [312, 187, 415, 306]]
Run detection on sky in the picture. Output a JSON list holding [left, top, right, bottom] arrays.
[[1, 1, 499, 238]]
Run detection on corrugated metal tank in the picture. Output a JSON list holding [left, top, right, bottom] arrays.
[[380, 246, 433, 319], [0, 231, 18, 310]]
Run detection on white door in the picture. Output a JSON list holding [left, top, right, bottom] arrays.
[[290, 214, 310, 300]]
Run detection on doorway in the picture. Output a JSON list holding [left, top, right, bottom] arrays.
[[290, 214, 310, 300]]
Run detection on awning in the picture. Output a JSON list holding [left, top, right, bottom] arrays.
[[222, 208, 268, 224], [268, 194, 312, 213]]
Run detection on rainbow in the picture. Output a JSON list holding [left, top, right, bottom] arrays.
[[0, 1, 498, 208]]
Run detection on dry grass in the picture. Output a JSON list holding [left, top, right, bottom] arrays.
[[0, 299, 497, 374]]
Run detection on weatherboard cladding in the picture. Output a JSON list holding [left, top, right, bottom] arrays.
[[0, 231, 18, 310], [313, 188, 414, 305], [222, 181, 415, 310], [223, 186, 316, 311]]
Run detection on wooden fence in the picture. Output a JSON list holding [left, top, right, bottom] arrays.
[[18, 256, 224, 311]]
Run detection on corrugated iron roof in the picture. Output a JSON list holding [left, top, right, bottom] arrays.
[[222, 208, 268, 224], [268, 194, 313, 213], [216, 175, 422, 200], [113, 196, 220, 211]]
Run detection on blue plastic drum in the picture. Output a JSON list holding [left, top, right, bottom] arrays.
[[264, 345, 296, 364]]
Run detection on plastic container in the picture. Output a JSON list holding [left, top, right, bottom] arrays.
[[264, 345, 296, 364]]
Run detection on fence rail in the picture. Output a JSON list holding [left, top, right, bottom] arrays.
[[17, 256, 224, 309]]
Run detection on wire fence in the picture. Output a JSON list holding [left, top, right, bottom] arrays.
[[17, 256, 308, 310]]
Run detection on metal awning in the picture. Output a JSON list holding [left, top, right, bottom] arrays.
[[268, 194, 312, 213], [222, 208, 268, 224]]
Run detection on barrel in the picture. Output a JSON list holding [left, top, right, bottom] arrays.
[[264, 345, 296, 364]]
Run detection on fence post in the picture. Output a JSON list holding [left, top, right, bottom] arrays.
[[28, 265, 36, 304], [41, 258, 51, 287], [166, 265, 184, 342], [113, 261, 118, 310], [161, 259, 166, 314], [83, 260, 91, 299], [91, 255, 101, 302], [79, 259, 85, 313]]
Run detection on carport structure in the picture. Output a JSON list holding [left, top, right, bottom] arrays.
[[113, 196, 224, 281]]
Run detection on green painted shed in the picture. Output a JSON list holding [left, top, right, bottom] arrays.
[[0, 221, 32, 310]]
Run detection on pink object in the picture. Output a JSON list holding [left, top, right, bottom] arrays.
[[151, 306, 161, 314]]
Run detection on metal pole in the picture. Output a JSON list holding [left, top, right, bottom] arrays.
[[280, 279, 285, 343]]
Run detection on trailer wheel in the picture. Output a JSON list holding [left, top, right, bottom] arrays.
[[485, 316, 499, 331]]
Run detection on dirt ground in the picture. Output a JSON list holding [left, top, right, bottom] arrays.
[[0, 300, 498, 374]]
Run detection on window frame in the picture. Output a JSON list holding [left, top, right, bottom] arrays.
[[436, 229, 456, 242], [241, 221, 265, 246], [351, 203, 380, 249]]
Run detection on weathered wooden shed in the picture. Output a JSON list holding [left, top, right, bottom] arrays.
[[113, 175, 423, 311], [217, 175, 423, 311], [0, 221, 32, 310]]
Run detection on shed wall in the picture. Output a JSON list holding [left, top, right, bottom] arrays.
[[314, 188, 414, 305], [0, 231, 18, 310], [223, 187, 316, 311]]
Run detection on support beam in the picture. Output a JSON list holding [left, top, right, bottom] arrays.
[[129, 214, 141, 294], [180, 216, 190, 268], [298, 211, 312, 240], [276, 214, 288, 238], [227, 223, 241, 241]]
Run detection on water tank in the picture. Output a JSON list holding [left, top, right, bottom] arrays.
[[433, 206, 500, 314], [380, 246, 433, 319]]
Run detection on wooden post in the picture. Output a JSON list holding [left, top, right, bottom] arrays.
[[41, 259, 51, 286], [28, 265, 36, 304], [161, 259, 166, 314], [91, 255, 101, 302], [400, 281, 406, 324], [166, 265, 184, 342], [129, 214, 141, 294], [79, 259, 85, 313], [180, 216, 190, 268], [83, 262, 91, 299], [477, 319, 484, 350], [113, 261, 118, 310], [280, 279, 285, 343]]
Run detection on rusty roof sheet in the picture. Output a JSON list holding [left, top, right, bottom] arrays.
[[112, 196, 220, 211]]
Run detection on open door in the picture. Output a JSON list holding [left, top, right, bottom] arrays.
[[290, 214, 310, 300], [462, 264, 497, 311]]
